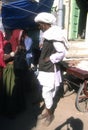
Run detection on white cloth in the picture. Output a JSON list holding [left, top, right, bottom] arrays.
[[34, 12, 56, 24], [76, 60, 88, 71], [43, 25, 69, 50]]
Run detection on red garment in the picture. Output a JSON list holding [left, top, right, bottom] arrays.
[[9, 29, 23, 51], [0, 31, 5, 67]]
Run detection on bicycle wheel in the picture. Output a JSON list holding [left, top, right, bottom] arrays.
[[75, 82, 88, 112], [63, 80, 75, 97]]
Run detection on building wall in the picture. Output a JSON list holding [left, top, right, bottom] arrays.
[[52, 0, 87, 41]]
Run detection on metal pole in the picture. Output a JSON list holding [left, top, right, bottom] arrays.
[[57, 0, 63, 28], [85, 12, 88, 43]]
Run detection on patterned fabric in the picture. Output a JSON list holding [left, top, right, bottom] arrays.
[[0, 31, 5, 67]]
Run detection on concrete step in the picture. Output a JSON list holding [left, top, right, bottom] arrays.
[[66, 41, 88, 58]]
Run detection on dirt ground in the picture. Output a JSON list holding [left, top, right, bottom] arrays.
[[32, 92, 88, 130]]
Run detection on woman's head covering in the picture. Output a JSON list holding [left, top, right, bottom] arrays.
[[34, 12, 56, 25], [3, 40, 9, 46], [9, 29, 24, 51]]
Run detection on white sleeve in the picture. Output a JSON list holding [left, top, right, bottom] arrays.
[[50, 42, 66, 63]]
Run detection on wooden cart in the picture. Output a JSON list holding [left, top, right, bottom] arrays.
[[63, 66, 88, 112]]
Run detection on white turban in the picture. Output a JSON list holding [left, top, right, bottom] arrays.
[[34, 12, 56, 25]]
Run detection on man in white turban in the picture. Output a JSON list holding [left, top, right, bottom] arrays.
[[34, 12, 68, 126]]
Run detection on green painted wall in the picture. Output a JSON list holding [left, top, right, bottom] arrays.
[[68, 0, 80, 40]]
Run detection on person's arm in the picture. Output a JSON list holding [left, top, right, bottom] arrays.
[[3, 43, 15, 61], [50, 42, 66, 63], [4, 52, 15, 61]]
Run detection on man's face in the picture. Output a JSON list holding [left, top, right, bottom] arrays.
[[38, 22, 46, 32], [38, 22, 50, 32]]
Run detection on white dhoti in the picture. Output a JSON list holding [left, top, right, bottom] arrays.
[[37, 70, 62, 109]]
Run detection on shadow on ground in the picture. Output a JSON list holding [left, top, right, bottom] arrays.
[[0, 69, 42, 130], [55, 116, 83, 130]]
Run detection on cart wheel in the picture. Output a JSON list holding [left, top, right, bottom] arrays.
[[75, 82, 88, 112], [63, 81, 75, 97]]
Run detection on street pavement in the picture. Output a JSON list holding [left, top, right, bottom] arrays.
[[32, 93, 88, 130]]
